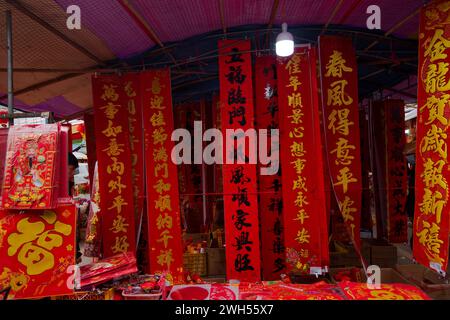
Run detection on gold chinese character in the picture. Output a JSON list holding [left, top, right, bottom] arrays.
[[101, 84, 119, 102], [129, 117, 137, 133], [290, 141, 305, 157], [334, 167, 357, 193], [289, 127, 304, 138], [110, 215, 129, 233], [153, 127, 168, 145], [294, 209, 309, 224], [339, 196, 356, 222], [152, 77, 164, 95], [294, 191, 309, 207], [327, 80, 353, 106], [420, 94, 449, 126], [103, 139, 125, 157], [288, 109, 304, 124], [325, 50, 353, 78], [295, 228, 310, 244], [101, 102, 120, 119], [134, 155, 141, 168], [419, 188, 445, 224], [129, 134, 138, 151], [157, 249, 174, 269], [107, 157, 125, 175], [108, 176, 126, 194], [285, 53, 302, 74], [292, 176, 307, 192], [416, 220, 444, 262], [420, 124, 447, 159], [157, 230, 173, 248], [291, 159, 306, 174], [157, 213, 173, 230], [425, 62, 450, 93], [424, 29, 450, 62], [150, 95, 166, 110], [287, 76, 301, 91], [421, 158, 447, 190], [108, 195, 128, 214], [153, 147, 168, 162], [155, 163, 168, 178], [330, 137, 356, 165], [111, 235, 129, 254], [102, 120, 122, 138], [124, 81, 136, 98], [288, 92, 303, 109], [153, 179, 171, 194], [7, 211, 72, 276], [150, 111, 166, 127], [128, 99, 136, 115], [155, 195, 172, 212], [328, 108, 353, 135]]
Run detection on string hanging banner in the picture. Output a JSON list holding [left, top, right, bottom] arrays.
[[219, 39, 261, 282], [318, 36, 362, 249], [277, 47, 329, 274], [255, 56, 285, 280], [92, 75, 136, 258], [414, 0, 450, 276], [141, 69, 184, 281]]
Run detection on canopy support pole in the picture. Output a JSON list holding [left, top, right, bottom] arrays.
[[6, 10, 13, 126]]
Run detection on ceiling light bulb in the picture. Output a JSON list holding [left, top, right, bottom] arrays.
[[276, 23, 294, 57]]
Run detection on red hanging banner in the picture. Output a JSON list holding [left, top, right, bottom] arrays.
[[385, 100, 408, 243], [92, 75, 136, 258], [318, 36, 362, 249], [122, 74, 145, 235], [219, 39, 261, 282], [277, 47, 329, 274], [0, 203, 76, 299], [254, 56, 285, 280], [414, 0, 450, 276], [141, 69, 184, 281]]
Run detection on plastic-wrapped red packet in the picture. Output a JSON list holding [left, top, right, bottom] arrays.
[[1, 123, 60, 210]]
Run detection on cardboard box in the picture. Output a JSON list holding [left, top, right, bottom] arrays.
[[207, 248, 226, 276], [329, 244, 370, 267], [395, 264, 450, 300], [371, 245, 397, 268]]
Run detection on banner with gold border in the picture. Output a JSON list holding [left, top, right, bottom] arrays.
[[92, 75, 136, 258], [413, 0, 450, 275]]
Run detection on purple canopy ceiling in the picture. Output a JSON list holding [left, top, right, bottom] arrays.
[[55, 0, 154, 58], [53, 0, 424, 59], [1, 94, 82, 118]]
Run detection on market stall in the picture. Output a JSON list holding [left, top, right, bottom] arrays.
[[1, 0, 449, 301]]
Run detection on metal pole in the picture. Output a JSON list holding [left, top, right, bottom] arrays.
[[6, 10, 14, 126]]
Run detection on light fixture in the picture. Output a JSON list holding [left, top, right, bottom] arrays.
[[276, 23, 294, 57]]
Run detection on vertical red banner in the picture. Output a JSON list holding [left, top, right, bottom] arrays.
[[318, 36, 362, 249], [385, 100, 408, 243], [277, 47, 329, 274], [141, 69, 184, 281], [219, 39, 261, 282], [92, 75, 136, 258], [84, 112, 97, 186], [254, 56, 285, 280], [122, 74, 145, 235], [414, 0, 450, 275]]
